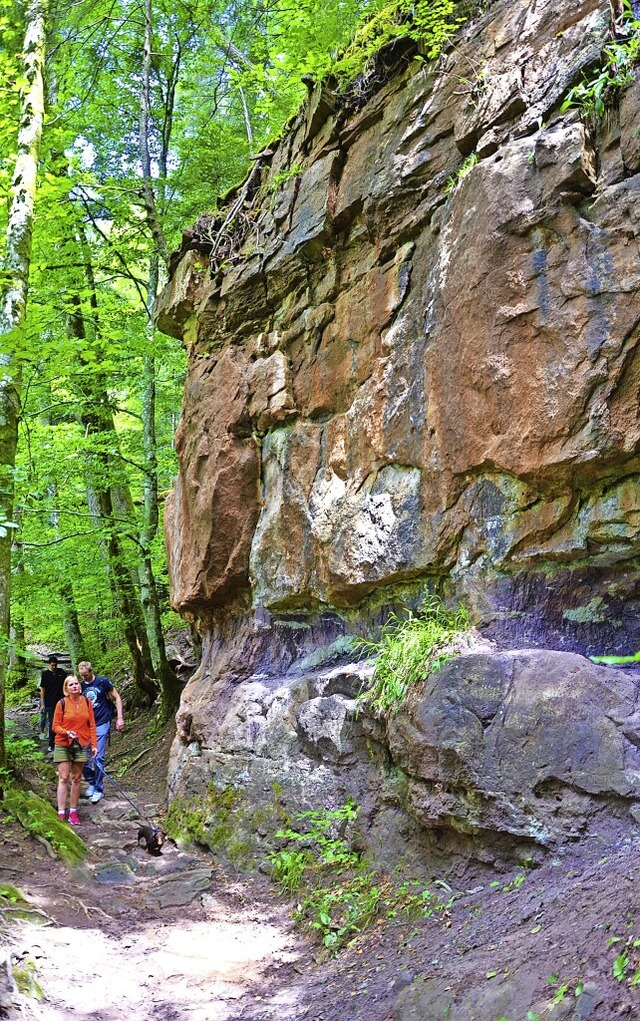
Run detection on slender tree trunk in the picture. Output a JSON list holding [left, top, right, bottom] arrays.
[[95, 486, 157, 701], [0, 0, 47, 767], [67, 285, 157, 702], [47, 482, 85, 671], [140, 0, 169, 266], [139, 0, 181, 716], [140, 256, 181, 715], [11, 538, 29, 693], [60, 582, 84, 672]]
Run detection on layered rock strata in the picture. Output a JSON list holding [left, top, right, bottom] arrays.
[[160, 0, 640, 650], [159, 0, 640, 861]]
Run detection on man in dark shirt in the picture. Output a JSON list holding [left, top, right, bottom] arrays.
[[78, 660, 125, 804], [40, 656, 67, 752]]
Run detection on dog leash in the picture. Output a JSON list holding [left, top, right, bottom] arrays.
[[83, 747, 157, 830]]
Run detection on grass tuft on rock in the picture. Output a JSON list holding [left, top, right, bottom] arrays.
[[356, 593, 470, 714]]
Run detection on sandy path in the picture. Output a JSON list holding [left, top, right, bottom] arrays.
[[8, 793, 305, 1021]]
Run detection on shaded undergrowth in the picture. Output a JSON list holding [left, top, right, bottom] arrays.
[[268, 801, 456, 954]]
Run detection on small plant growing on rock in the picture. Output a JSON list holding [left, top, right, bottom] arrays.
[[355, 593, 471, 715], [445, 151, 479, 194], [561, 9, 640, 118], [269, 164, 304, 191]]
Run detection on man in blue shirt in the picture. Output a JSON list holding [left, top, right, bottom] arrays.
[[78, 660, 125, 804]]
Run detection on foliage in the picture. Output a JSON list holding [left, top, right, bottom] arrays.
[[231, 0, 469, 133], [561, 8, 640, 117], [330, 0, 461, 86], [355, 594, 470, 715], [606, 931, 640, 985], [268, 801, 454, 953], [269, 802, 378, 951], [4, 727, 40, 772], [267, 800, 463, 951]]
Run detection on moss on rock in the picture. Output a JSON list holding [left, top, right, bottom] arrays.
[[3, 789, 87, 867]]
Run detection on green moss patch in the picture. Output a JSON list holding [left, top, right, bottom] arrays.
[[3, 789, 88, 867]]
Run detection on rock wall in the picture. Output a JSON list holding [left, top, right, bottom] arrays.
[[159, 0, 640, 650], [158, 0, 640, 865]]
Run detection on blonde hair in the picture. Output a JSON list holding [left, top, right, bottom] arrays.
[[78, 661, 92, 672], [63, 675, 81, 696]]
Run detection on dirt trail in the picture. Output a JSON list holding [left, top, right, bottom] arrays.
[[8, 708, 640, 1021], [16, 801, 303, 1021], [3, 713, 306, 1021]]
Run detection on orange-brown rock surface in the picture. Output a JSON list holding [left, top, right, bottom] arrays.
[[159, 0, 640, 651], [159, 0, 640, 877]]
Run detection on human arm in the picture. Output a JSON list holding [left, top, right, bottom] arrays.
[[87, 700, 98, 756], [111, 686, 125, 731], [51, 701, 67, 741]]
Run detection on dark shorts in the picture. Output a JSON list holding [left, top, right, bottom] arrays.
[[53, 744, 89, 764]]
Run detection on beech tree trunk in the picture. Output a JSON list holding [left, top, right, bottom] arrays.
[[0, 0, 47, 767], [66, 287, 157, 702], [138, 0, 182, 716]]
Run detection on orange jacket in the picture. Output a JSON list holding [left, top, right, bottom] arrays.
[[52, 695, 97, 750]]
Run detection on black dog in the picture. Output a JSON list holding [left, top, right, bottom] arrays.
[[137, 825, 166, 856]]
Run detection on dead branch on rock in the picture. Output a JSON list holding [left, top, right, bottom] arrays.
[[208, 160, 264, 265], [168, 156, 269, 280], [123, 747, 152, 771], [59, 894, 112, 922]]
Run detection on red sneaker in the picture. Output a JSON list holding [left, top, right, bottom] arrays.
[[68, 811, 80, 826]]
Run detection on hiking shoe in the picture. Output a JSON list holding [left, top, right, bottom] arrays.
[[84, 786, 95, 798], [68, 811, 80, 826], [91, 791, 104, 804]]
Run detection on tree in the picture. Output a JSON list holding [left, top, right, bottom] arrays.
[[0, 0, 48, 764], [3, 0, 385, 727]]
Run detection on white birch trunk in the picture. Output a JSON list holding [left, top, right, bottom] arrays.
[[0, 0, 48, 765]]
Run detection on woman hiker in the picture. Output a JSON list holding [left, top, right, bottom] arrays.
[[52, 675, 98, 826]]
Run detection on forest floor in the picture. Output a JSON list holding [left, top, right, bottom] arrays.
[[2, 702, 640, 1021]]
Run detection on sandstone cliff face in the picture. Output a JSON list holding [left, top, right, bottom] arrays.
[[159, 0, 640, 862], [160, 0, 640, 649]]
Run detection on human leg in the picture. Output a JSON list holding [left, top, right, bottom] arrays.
[[46, 706, 55, 750], [92, 723, 110, 795], [69, 761, 84, 810], [57, 762, 70, 815]]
